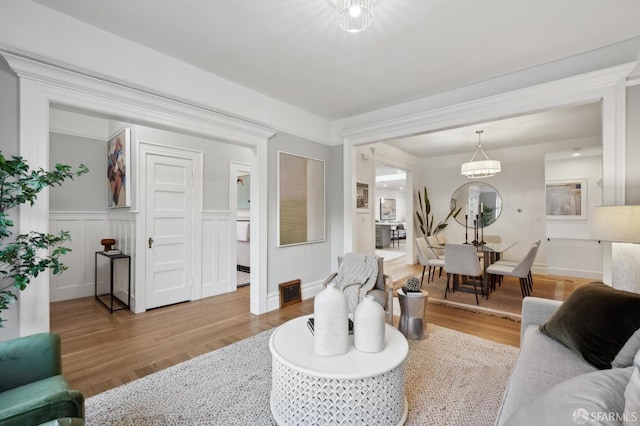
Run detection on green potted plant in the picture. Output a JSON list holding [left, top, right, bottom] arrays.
[[0, 152, 88, 326], [415, 186, 461, 237]]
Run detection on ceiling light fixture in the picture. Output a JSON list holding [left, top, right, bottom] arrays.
[[337, 0, 373, 33], [461, 130, 501, 178]]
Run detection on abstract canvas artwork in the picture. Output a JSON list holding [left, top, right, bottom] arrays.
[[545, 179, 587, 219], [381, 198, 396, 221], [107, 128, 131, 208]]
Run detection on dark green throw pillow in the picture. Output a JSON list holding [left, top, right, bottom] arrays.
[[539, 282, 640, 369]]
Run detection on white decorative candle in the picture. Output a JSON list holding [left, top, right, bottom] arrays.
[[354, 295, 386, 353], [314, 283, 349, 356]]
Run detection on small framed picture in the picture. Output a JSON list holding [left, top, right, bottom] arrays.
[[356, 181, 370, 213], [107, 128, 131, 208]]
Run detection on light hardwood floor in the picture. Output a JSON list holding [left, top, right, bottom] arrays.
[[52, 258, 532, 398]]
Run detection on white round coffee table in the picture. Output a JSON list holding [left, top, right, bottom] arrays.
[[269, 314, 409, 425]]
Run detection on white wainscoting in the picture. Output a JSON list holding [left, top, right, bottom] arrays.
[[202, 211, 233, 298], [49, 211, 136, 302], [106, 212, 137, 306], [51, 210, 238, 305]]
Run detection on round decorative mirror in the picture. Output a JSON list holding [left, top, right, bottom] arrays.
[[450, 182, 502, 227]]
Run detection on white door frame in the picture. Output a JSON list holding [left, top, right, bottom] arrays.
[[3, 53, 275, 336], [136, 142, 203, 312], [371, 144, 418, 264], [229, 161, 251, 292]]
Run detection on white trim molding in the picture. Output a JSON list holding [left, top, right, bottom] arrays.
[[201, 210, 234, 299], [338, 63, 636, 145]]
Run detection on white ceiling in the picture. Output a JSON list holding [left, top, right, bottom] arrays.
[[375, 163, 407, 192], [384, 102, 603, 158], [28, 0, 628, 174], [32, 0, 640, 121], [375, 101, 602, 191]]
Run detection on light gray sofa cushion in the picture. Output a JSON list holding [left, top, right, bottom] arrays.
[[503, 366, 633, 426], [613, 328, 640, 368], [624, 350, 640, 425], [495, 325, 597, 425]]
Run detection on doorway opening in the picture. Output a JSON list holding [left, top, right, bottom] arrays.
[[230, 162, 251, 290], [374, 162, 407, 262]]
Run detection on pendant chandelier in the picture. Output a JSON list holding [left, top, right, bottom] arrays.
[[461, 130, 501, 178], [337, 0, 373, 33]]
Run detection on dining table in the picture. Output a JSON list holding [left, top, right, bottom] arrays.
[[431, 241, 518, 300], [477, 241, 518, 271]]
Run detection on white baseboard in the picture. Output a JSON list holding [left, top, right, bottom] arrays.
[[50, 282, 94, 302], [545, 267, 602, 280]]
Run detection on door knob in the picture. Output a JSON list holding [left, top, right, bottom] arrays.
[[148, 237, 154, 248]]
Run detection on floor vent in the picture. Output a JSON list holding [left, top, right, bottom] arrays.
[[279, 279, 302, 308]]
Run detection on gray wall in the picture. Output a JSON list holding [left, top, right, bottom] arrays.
[[49, 133, 107, 211], [268, 133, 336, 292], [626, 85, 640, 204], [0, 57, 19, 340]]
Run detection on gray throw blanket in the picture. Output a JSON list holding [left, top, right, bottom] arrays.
[[331, 253, 379, 315]]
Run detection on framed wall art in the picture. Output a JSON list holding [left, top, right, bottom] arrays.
[[107, 127, 131, 208], [356, 181, 370, 213], [380, 198, 396, 221], [277, 151, 326, 247], [545, 179, 587, 220]]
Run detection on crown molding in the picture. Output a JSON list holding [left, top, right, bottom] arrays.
[[338, 62, 637, 145], [1, 50, 277, 146]]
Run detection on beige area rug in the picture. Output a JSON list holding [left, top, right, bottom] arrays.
[[85, 323, 518, 425], [393, 269, 580, 319]]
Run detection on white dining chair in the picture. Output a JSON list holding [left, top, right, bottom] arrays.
[[491, 240, 540, 292], [444, 243, 484, 304], [486, 242, 539, 298], [416, 237, 445, 285]]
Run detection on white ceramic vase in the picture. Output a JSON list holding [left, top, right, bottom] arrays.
[[313, 283, 349, 357], [354, 295, 386, 353]]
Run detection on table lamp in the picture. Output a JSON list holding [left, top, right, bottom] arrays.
[[591, 206, 640, 292]]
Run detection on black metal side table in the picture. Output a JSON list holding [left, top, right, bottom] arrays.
[[95, 251, 131, 313]]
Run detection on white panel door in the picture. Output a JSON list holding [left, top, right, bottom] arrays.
[[145, 153, 194, 309]]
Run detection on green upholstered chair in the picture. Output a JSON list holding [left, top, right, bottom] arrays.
[[0, 333, 84, 426]]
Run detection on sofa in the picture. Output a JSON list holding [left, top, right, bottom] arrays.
[[495, 284, 640, 425], [0, 333, 84, 426]]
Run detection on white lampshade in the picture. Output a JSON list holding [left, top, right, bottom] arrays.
[[461, 130, 501, 179], [461, 159, 502, 178], [591, 206, 640, 243]]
